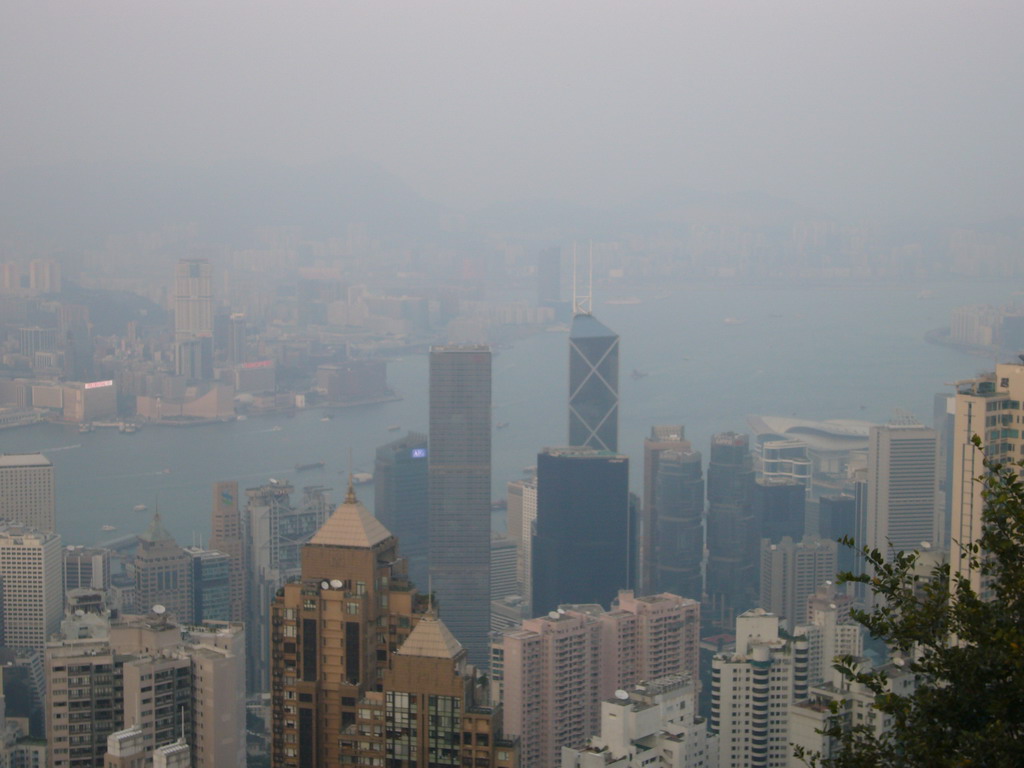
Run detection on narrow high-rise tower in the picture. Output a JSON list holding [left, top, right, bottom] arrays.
[[568, 247, 619, 452], [429, 345, 492, 666], [705, 432, 756, 630], [174, 258, 213, 379]]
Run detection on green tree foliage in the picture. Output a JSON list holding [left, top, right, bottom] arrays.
[[801, 437, 1024, 767]]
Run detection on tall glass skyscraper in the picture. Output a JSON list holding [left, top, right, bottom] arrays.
[[428, 345, 491, 666], [531, 447, 631, 614], [705, 432, 756, 631], [375, 431, 429, 589], [654, 447, 705, 602], [568, 313, 619, 452]]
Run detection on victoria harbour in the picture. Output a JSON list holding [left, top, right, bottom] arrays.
[[0, 279, 1004, 548]]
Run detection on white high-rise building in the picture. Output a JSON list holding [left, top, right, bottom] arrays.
[[711, 610, 809, 768], [560, 675, 717, 768], [949, 362, 1024, 595], [866, 420, 939, 560], [0, 453, 55, 533], [0, 522, 62, 653], [759, 536, 838, 632], [174, 259, 213, 342]]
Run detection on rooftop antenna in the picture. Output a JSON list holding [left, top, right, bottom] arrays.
[[345, 447, 357, 503], [572, 242, 593, 316], [427, 574, 434, 616]]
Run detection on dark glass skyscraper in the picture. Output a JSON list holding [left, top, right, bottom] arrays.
[[705, 432, 756, 631], [753, 478, 806, 543], [428, 345, 491, 666], [568, 313, 619, 452], [531, 447, 631, 614], [654, 447, 705, 601], [375, 431, 429, 589]]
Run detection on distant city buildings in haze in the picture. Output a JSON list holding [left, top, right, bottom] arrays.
[[531, 447, 631, 615], [428, 345, 492, 666], [0, 453, 55, 533]]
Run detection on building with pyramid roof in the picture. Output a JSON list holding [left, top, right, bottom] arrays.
[[131, 510, 192, 622], [270, 483, 518, 768]]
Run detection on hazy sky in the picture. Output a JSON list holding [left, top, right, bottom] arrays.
[[3, 1, 1023, 221]]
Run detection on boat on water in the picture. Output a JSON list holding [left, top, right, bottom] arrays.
[[101, 525, 117, 532], [496, 422, 509, 429], [78, 423, 94, 433], [133, 504, 148, 512], [352, 472, 373, 485], [295, 461, 325, 472], [723, 317, 744, 325], [320, 416, 332, 422], [271, 426, 283, 432], [631, 369, 649, 380], [386, 425, 401, 432], [119, 423, 137, 434]]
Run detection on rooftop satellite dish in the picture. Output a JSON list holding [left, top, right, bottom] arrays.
[[152, 604, 166, 615], [548, 611, 560, 620], [615, 689, 629, 700], [825, 580, 832, 586], [74, 609, 85, 617], [557, 608, 566, 614], [893, 657, 906, 667], [921, 541, 931, 550], [330, 579, 343, 589], [269, 478, 278, 485], [829, 603, 837, 609], [321, 581, 331, 590]]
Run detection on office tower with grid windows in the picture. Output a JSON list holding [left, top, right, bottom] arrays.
[[0, 522, 62, 654], [0, 453, 55, 533], [428, 345, 491, 666]]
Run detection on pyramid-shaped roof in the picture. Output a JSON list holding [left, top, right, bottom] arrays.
[[396, 615, 464, 659], [138, 510, 174, 544], [570, 312, 617, 340], [308, 481, 392, 549]]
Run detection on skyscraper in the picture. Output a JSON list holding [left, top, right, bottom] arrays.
[[705, 432, 756, 630], [0, 522, 62, 654], [866, 420, 939, 561], [641, 425, 690, 593], [752, 476, 806, 543], [949, 362, 1024, 595], [653, 447, 705, 601], [374, 431, 429, 589], [209, 480, 246, 624], [531, 447, 631, 614], [428, 345, 491, 666], [568, 313, 619, 452], [130, 512, 192, 622], [174, 258, 213, 380], [244, 481, 329, 691], [0, 453, 55, 533], [759, 535, 838, 632]]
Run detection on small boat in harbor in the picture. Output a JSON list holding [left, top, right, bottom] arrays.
[[101, 525, 117, 532], [133, 504, 148, 512], [352, 472, 373, 485], [387, 425, 401, 432], [295, 462, 325, 472]]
